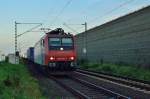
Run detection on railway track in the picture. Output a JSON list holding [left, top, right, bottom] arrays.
[[25, 60, 149, 98], [49, 75, 130, 99], [76, 69, 150, 91], [26, 60, 130, 99]]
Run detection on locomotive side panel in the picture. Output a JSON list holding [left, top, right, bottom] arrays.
[[44, 36, 49, 65]]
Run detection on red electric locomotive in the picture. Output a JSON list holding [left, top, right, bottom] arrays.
[[34, 28, 76, 71]]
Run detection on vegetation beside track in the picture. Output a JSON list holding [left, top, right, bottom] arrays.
[[80, 62, 150, 81], [0, 61, 45, 99]]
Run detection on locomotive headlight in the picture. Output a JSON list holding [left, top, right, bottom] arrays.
[[60, 47, 64, 51], [50, 57, 55, 60], [70, 56, 74, 60]]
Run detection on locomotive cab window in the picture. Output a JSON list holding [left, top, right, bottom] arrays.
[[62, 38, 73, 46], [49, 38, 61, 46]]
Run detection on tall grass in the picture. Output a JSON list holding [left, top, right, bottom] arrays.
[[80, 62, 150, 81], [0, 62, 45, 99]]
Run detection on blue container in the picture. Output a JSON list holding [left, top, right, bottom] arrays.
[[27, 47, 34, 62]]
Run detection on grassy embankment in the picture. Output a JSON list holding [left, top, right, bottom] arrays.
[[80, 62, 150, 81], [0, 61, 45, 99]]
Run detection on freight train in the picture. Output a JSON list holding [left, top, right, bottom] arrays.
[[27, 47, 34, 62], [27, 28, 76, 71]]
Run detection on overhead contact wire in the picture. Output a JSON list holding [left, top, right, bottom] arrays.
[[50, 0, 73, 26], [89, 0, 134, 24]]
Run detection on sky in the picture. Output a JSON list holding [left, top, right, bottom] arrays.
[[0, 0, 150, 55]]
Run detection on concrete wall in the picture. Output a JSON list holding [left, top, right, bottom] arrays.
[[75, 6, 150, 68]]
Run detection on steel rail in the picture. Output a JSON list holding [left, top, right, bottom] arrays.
[[76, 69, 150, 91], [69, 76, 130, 99], [49, 76, 90, 99]]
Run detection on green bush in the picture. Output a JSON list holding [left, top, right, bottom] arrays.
[[91, 64, 99, 68]]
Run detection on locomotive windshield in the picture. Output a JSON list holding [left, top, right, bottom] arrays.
[[49, 37, 73, 50]]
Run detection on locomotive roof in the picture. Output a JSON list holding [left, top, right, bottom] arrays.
[[46, 28, 73, 37], [46, 33, 73, 37]]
